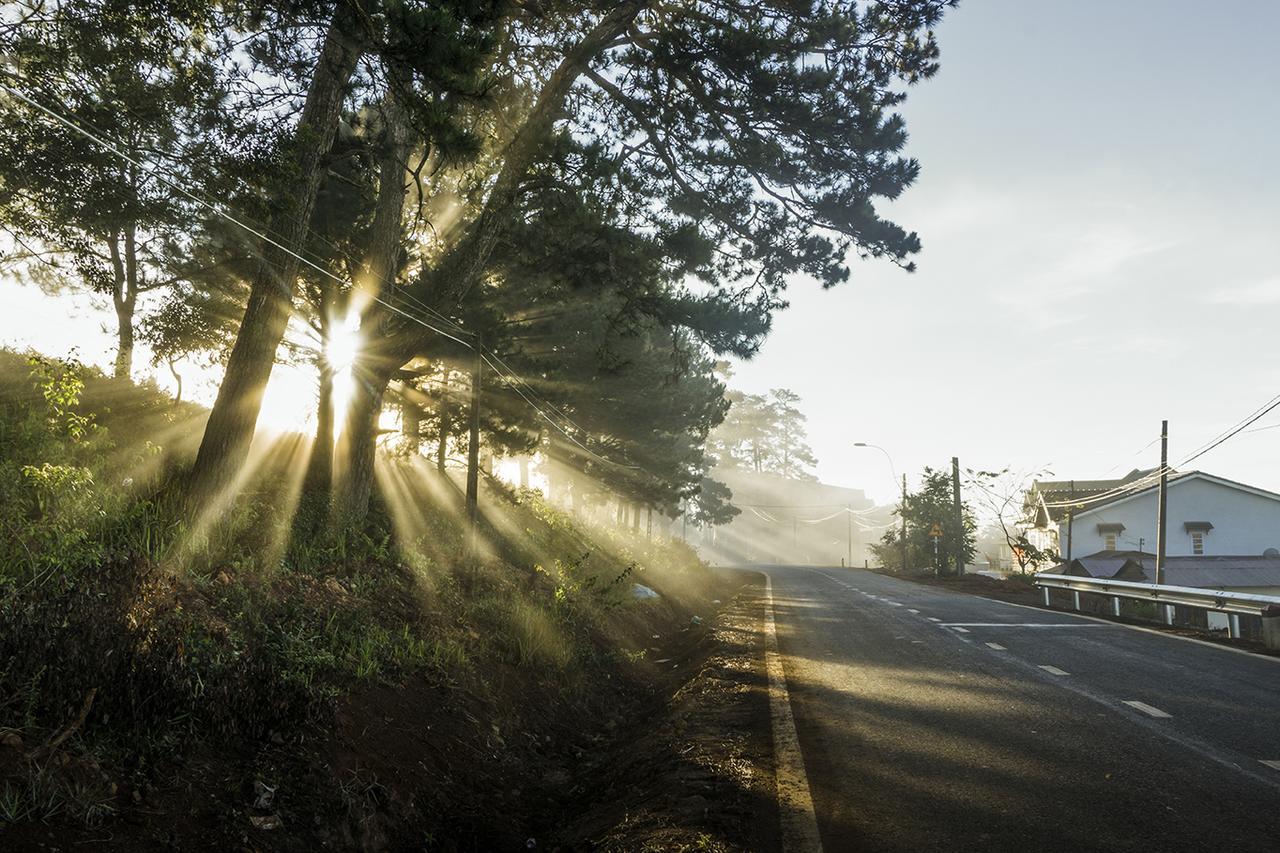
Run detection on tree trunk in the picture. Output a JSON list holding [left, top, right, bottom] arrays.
[[166, 357, 183, 406], [402, 391, 421, 454], [436, 409, 450, 474], [632, 502, 641, 533], [332, 75, 415, 523], [518, 456, 529, 489], [371, 2, 648, 379], [333, 358, 394, 524], [113, 300, 134, 380], [302, 305, 334, 497], [107, 227, 136, 380], [186, 5, 364, 503]]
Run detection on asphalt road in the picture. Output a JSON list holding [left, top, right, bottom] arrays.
[[762, 565, 1280, 852]]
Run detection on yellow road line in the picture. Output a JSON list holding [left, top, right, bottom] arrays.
[[763, 573, 824, 853]]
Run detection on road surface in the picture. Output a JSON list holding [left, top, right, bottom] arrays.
[[761, 565, 1280, 852]]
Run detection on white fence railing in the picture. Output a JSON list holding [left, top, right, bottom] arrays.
[[1033, 573, 1280, 645]]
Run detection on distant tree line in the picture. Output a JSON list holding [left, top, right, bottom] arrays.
[[708, 387, 820, 482]]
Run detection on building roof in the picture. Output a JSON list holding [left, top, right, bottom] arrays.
[[1048, 550, 1153, 579], [1069, 471, 1280, 520], [1029, 470, 1280, 526], [1030, 469, 1158, 524], [1051, 551, 1280, 590]]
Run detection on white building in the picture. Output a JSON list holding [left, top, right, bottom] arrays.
[[1026, 470, 1280, 561]]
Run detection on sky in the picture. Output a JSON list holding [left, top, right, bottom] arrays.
[[3, 1, 1280, 507], [728, 0, 1280, 504]]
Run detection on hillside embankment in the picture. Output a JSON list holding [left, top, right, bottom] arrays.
[[0, 351, 779, 851]]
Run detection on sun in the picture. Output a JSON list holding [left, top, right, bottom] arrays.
[[255, 311, 362, 435], [327, 310, 362, 429]]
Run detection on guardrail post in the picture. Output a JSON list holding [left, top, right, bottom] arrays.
[[1033, 574, 1280, 645], [1264, 612, 1280, 651]]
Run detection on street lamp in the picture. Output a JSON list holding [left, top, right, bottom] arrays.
[[853, 442, 897, 484], [854, 442, 908, 573]]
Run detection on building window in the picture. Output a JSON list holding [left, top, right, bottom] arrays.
[[1191, 531, 1204, 555], [1104, 533, 1117, 551]]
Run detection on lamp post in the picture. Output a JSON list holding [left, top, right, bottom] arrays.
[[854, 443, 907, 572]]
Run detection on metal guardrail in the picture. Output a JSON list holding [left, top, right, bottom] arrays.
[[1034, 573, 1280, 644], [1034, 573, 1280, 617]]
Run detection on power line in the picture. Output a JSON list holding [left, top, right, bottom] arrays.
[[1179, 393, 1280, 467], [1043, 390, 1280, 511], [479, 351, 640, 469], [0, 74, 727, 482], [0, 71, 480, 352]]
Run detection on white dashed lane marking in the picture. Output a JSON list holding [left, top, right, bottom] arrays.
[[938, 623, 1108, 629], [907, 609, 920, 614], [1261, 760, 1280, 771], [1038, 665, 1070, 676], [985, 642, 1006, 650], [1124, 700, 1172, 718], [951, 627, 970, 634], [927, 617, 941, 622]]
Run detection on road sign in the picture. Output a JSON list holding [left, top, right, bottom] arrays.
[[928, 522, 944, 538]]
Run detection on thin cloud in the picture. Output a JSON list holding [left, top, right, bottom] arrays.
[[1204, 279, 1280, 306]]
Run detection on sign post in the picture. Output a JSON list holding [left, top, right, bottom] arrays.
[[928, 522, 944, 574]]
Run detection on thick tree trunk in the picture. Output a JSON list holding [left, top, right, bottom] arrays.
[[333, 359, 394, 523], [371, 2, 648, 381], [186, 5, 364, 503], [518, 456, 529, 489], [332, 79, 414, 522]]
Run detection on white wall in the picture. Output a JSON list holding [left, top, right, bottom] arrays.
[[1058, 477, 1280, 558]]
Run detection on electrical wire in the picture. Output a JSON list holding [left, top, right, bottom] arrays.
[[1043, 389, 1280, 510], [0, 75, 648, 471], [479, 351, 641, 469]]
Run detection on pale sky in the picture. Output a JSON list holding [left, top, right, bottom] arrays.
[[730, 0, 1280, 504], [4, 1, 1280, 507]]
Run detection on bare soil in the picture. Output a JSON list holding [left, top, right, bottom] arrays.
[[555, 578, 777, 852]]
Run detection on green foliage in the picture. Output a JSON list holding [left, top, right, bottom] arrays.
[[0, 353, 118, 587], [873, 465, 976, 575]]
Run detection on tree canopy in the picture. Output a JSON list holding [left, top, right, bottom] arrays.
[[0, 0, 956, 537]]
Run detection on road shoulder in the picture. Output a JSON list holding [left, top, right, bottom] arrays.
[[555, 579, 781, 852]]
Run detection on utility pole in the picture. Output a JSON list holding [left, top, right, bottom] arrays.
[[1065, 480, 1075, 564], [951, 456, 964, 577], [900, 474, 908, 573], [846, 503, 852, 569], [1156, 419, 1168, 586], [465, 341, 482, 541]]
